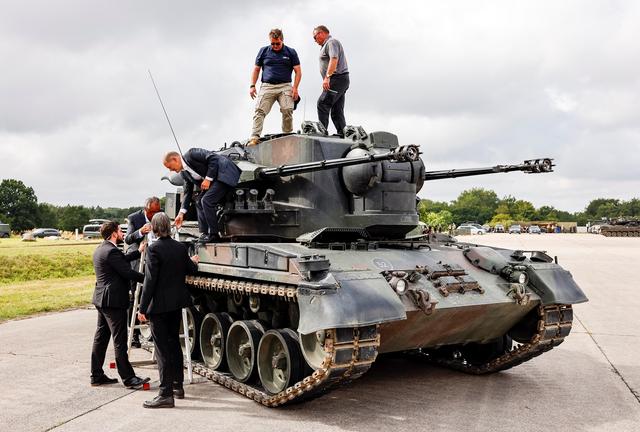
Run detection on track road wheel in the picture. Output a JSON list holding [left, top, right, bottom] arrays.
[[226, 320, 264, 382], [459, 335, 513, 366], [199, 313, 233, 370], [258, 329, 305, 395]]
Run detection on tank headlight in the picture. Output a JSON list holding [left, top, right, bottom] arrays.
[[395, 278, 408, 295], [518, 273, 528, 284]]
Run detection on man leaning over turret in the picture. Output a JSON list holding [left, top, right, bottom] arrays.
[[248, 28, 302, 146]]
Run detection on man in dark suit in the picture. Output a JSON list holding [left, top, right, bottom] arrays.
[[125, 196, 162, 346], [90, 221, 150, 388], [137, 212, 199, 408], [163, 148, 241, 242]]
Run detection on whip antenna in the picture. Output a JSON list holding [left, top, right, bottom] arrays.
[[148, 69, 184, 156]]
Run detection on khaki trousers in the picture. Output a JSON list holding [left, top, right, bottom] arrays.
[[251, 83, 294, 138]]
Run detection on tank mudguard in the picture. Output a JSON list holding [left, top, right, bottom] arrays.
[[296, 271, 406, 335], [526, 265, 588, 305]]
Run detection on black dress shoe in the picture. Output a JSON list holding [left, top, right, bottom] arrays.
[[143, 395, 175, 409], [91, 375, 118, 386], [197, 234, 220, 243], [173, 387, 185, 399], [123, 376, 150, 389]]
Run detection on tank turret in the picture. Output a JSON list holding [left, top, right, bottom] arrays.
[[165, 124, 552, 242]]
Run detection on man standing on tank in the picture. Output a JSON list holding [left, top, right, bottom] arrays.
[[248, 28, 302, 146], [138, 212, 199, 408], [313, 25, 349, 137]]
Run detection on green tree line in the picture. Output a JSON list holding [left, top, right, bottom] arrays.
[[419, 187, 640, 230], [0, 179, 142, 232]]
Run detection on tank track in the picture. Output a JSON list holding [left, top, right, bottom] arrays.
[[601, 227, 640, 237], [183, 275, 381, 407], [417, 304, 573, 374]]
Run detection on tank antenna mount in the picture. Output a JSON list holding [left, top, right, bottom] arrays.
[[148, 69, 184, 157]]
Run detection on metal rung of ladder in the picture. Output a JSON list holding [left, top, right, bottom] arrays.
[[126, 240, 194, 382]]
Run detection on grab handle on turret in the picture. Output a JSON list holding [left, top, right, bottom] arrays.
[[257, 145, 420, 178], [423, 158, 554, 181]]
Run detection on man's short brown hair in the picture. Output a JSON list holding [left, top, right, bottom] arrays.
[[100, 221, 119, 240], [314, 25, 330, 34], [269, 28, 283, 40]]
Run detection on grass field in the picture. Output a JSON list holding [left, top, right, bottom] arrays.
[[0, 237, 100, 322]]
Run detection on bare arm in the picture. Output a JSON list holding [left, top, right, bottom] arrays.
[[250, 66, 261, 99], [292, 65, 301, 99], [323, 58, 338, 91]]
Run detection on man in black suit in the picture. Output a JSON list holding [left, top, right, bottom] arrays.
[[163, 148, 241, 242], [138, 212, 199, 408], [125, 196, 162, 346], [90, 221, 150, 388]]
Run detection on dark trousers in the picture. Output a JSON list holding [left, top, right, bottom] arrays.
[[196, 181, 231, 236], [91, 307, 135, 380], [149, 309, 184, 397], [317, 73, 350, 136]]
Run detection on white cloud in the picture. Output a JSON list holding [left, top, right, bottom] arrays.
[[0, 0, 638, 212]]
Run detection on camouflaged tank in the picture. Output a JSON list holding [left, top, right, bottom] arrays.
[[162, 122, 588, 407]]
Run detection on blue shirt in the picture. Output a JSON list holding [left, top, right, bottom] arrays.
[[255, 45, 300, 84]]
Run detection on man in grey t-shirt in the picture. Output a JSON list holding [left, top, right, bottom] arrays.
[[313, 25, 349, 136]]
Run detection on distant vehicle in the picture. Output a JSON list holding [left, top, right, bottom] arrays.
[[89, 218, 111, 225], [458, 224, 486, 235], [32, 228, 61, 238], [528, 225, 542, 234], [494, 223, 505, 233], [508, 224, 522, 234], [0, 221, 10, 238], [82, 224, 102, 239]]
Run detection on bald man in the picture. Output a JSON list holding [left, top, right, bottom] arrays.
[[163, 149, 241, 242]]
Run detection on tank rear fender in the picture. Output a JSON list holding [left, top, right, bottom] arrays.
[[297, 271, 406, 335], [526, 265, 588, 305]]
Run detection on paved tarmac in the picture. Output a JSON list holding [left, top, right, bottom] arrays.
[[1, 234, 639, 431]]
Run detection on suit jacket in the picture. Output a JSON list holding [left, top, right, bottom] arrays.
[[180, 148, 241, 212], [139, 237, 197, 315], [125, 210, 146, 246], [92, 241, 144, 309]]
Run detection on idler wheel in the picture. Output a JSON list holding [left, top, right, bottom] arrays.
[[258, 329, 305, 395], [199, 313, 233, 370], [226, 320, 264, 382], [300, 329, 330, 370]]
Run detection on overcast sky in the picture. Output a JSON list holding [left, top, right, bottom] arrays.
[[1, 0, 638, 212]]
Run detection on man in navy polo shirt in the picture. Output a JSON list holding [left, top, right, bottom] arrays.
[[248, 28, 301, 146]]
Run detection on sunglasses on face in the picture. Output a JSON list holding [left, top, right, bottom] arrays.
[[271, 42, 282, 47]]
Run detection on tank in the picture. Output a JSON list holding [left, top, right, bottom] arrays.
[[163, 122, 587, 407], [591, 217, 640, 237]]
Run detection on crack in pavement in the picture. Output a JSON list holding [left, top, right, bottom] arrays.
[[43, 390, 138, 431], [576, 314, 640, 404]]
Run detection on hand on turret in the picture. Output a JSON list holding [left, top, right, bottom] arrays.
[[174, 213, 184, 228]]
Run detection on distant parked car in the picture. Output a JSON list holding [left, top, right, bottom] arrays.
[[494, 224, 505, 233], [508, 224, 522, 234], [82, 224, 102, 239], [0, 221, 10, 238], [528, 225, 542, 234], [32, 228, 61, 238], [458, 224, 486, 235]]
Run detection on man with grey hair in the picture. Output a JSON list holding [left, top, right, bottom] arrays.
[[138, 212, 199, 408], [313, 25, 350, 136], [248, 28, 302, 146], [124, 196, 162, 347]]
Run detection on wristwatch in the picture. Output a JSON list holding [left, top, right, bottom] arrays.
[[250, 84, 256, 88]]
